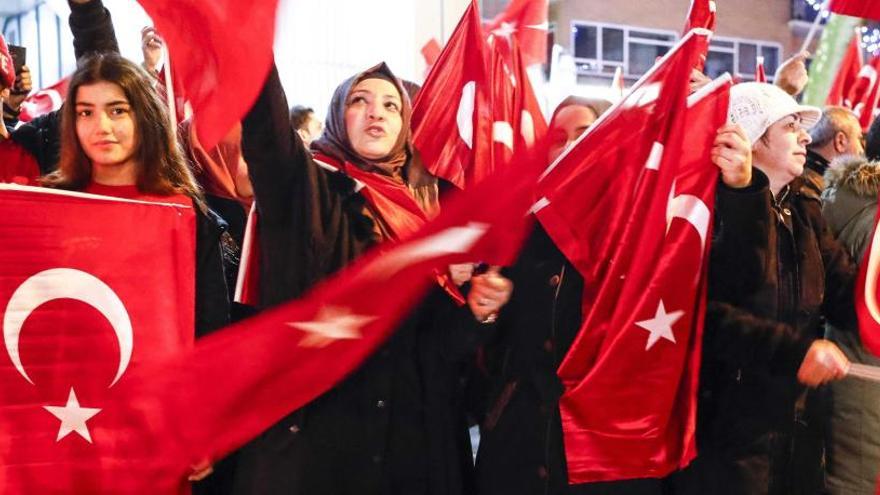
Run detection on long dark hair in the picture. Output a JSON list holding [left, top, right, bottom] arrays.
[[43, 52, 201, 199]]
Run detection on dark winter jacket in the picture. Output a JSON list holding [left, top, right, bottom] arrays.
[[9, 0, 119, 173], [802, 149, 830, 200], [231, 64, 485, 495], [821, 157, 880, 495], [677, 169, 857, 495], [475, 223, 667, 495]]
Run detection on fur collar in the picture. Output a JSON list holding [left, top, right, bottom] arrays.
[[824, 156, 880, 198]]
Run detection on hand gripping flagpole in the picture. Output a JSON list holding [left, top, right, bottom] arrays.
[[847, 363, 880, 382]]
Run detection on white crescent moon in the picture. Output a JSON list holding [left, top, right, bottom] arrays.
[[667, 192, 710, 250], [3, 268, 133, 387], [864, 223, 880, 325], [457, 81, 476, 149]]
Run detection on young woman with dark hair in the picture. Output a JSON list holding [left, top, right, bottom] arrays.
[[43, 51, 229, 339]]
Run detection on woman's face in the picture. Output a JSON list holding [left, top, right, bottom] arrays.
[[546, 105, 598, 163], [75, 81, 139, 179], [344, 77, 403, 160]]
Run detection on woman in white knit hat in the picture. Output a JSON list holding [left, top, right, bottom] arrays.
[[672, 82, 857, 495]]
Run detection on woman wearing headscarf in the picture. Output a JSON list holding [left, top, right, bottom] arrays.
[[229, 60, 512, 495]]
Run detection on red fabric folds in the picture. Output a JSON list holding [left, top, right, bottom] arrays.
[[535, 30, 727, 482], [831, 0, 880, 21], [412, 0, 493, 189], [136, 0, 280, 149], [0, 184, 196, 494]]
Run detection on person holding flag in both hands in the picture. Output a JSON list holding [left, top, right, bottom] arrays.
[[231, 56, 513, 494], [673, 82, 858, 495]]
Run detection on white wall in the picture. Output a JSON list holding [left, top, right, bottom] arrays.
[[1, 0, 471, 118]]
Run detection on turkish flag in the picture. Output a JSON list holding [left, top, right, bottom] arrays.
[[0, 184, 196, 493], [831, 0, 880, 21], [828, 34, 864, 107], [100, 146, 544, 487], [506, 37, 548, 154], [755, 56, 767, 83], [136, 0, 280, 150], [535, 29, 712, 275], [850, 56, 880, 131], [534, 30, 722, 482], [412, 0, 493, 189], [489, 40, 517, 168], [18, 76, 70, 123], [484, 0, 549, 66]]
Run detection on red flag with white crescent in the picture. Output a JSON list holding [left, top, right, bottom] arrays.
[[533, 30, 724, 482], [0, 185, 195, 493], [484, 0, 549, 66], [412, 0, 493, 189], [830, 0, 880, 21], [850, 56, 880, 131], [99, 144, 544, 487], [18, 76, 70, 123]]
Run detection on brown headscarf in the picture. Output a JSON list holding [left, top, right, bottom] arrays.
[[311, 62, 412, 176]]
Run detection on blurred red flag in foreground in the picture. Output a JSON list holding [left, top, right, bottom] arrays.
[[136, 0, 280, 149]]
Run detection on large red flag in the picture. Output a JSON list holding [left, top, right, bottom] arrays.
[[484, 0, 549, 66], [135, 0, 279, 150], [412, 0, 493, 189], [95, 147, 544, 489], [830, 0, 880, 21], [536, 29, 711, 274], [0, 185, 196, 493], [534, 29, 723, 482], [18, 76, 70, 123], [827, 33, 864, 107]]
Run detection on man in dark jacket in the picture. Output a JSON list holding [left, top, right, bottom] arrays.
[[803, 106, 864, 198], [674, 82, 857, 495]]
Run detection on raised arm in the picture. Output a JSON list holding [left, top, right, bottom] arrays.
[[69, 0, 120, 59], [240, 63, 317, 221]]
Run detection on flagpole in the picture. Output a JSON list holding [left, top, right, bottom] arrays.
[[801, 0, 829, 54], [162, 45, 178, 131]]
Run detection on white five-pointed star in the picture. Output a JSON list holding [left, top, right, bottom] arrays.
[[492, 21, 517, 41], [43, 387, 102, 443], [634, 300, 685, 351], [287, 306, 377, 348]]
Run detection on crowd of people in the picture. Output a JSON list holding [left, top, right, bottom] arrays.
[[4, 1, 880, 494]]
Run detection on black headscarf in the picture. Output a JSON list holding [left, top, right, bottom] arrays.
[[311, 62, 412, 176]]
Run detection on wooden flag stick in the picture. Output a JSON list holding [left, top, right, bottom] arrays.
[[801, 0, 829, 54], [162, 45, 178, 130]]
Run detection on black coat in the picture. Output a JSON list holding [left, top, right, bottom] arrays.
[[231, 64, 484, 495], [674, 170, 857, 495], [476, 224, 666, 495], [8, 0, 119, 172]]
